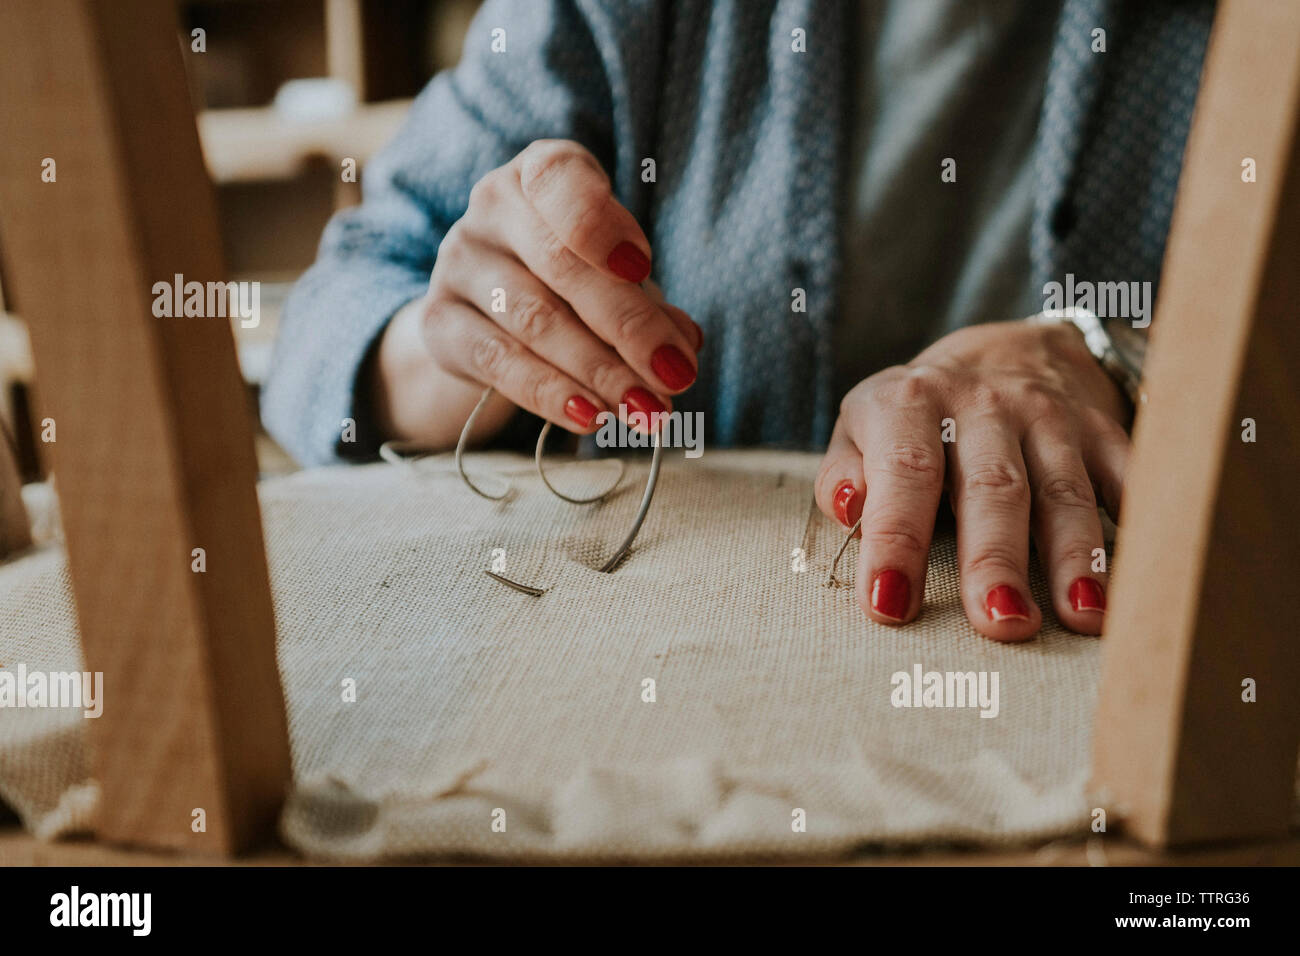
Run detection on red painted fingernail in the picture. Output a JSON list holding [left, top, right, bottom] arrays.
[[563, 395, 601, 430], [607, 241, 651, 282], [985, 585, 1031, 622], [1069, 577, 1106, 613], [871, 569, 910, 622], [832, 479, 862, 528], [650, 344, 696, 391], [622, 387, 667, 432]]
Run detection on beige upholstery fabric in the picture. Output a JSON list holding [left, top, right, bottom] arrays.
[[2, 451, 1107, 860]]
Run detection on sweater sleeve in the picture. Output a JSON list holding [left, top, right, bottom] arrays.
[[260, 0, 621, 466]]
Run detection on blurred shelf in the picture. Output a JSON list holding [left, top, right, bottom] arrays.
[[197, 99, 411, 183], [0, 313, 32, 385]]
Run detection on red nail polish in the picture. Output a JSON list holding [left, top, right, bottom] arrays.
[[564, 395, 601, 430], [650, 344, 696, 391], [832, 479, 862, 528], [1069, 577, 1106, 613], [622, 387, 667, 431], [871, 569, 910, 621], [985, 585, 1031, 622], [607, 241, 651, 282]]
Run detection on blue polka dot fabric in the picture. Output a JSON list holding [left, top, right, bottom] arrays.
[[262, 0, 1214, 467], [1032, 0, 1215, 290]]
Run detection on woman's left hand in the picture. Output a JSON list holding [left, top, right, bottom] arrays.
[[815, 317, 1132, 641]]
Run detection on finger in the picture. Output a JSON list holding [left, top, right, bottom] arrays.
[[848, 386, 945, 625], [665, 304, 704, 352], [494, 191, 699, 396], [444, 239, 670, 430], [1023, 427, 1107, 635], [814, 416, 866, 533], [515, 139, 653, 283], [425, 299, 608, 435], [1081, 408, 1129, 523], [644, 279, 704, 350], [949, 415, 1041, 641]]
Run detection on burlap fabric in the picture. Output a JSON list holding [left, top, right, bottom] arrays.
[[2, 451, 1106, 860]]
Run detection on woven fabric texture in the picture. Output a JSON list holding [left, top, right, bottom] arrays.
[[3, 452, 1109, 860]]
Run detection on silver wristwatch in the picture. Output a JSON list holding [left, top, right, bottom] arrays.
[[1030, 308, 1147, 408]]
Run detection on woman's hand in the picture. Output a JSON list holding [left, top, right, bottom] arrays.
[[373, 139, 702, 450], [816, 319, 1131, 640]]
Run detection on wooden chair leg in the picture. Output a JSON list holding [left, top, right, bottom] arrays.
[[0, 0, 290, 854], [1091, 0, 1300, 847], [0, 420, 32, 559]]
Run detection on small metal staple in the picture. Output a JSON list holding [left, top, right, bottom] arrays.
[[483, 570, 548, 596]]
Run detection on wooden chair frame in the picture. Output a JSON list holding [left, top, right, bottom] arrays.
[[0, 0, 1296, 861]]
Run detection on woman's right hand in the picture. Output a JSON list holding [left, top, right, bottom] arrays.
[[372, 139, 702, 450]]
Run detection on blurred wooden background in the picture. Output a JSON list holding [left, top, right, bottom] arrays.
[[0, 0, 483, 480]]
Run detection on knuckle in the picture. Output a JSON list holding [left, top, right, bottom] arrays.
[[471, 334, 511, 380], [422, 294, 451, 324], [863, 520, 930, 556], [965, 543, 1024, 579], [873, 367, 939, 407], [611, 297, 656, 345], [524, 367, 553, 415], [961, 459, 1029, 504], [1017, 382, 1066, 423], [521, 138, 578, 162], [1056, 540, 1102, 567], [467, 173, 501, 212], [425, 266, 454, 302], [518, 140, 552, 163], [511, 292, 562, 343], [418, 297, 453, 344], [437, 221, 469, 261], [538, 230, 583, 284], [878, 441, 944, 484], [1035, 472, 1096, 510], [967, 383, 1005, 415], [565, 192, 609, 251], [519, 142, 578, 198], [838, 378, 875, 418], [1016, 377, 1059, 402], [585, 357, 625, 398]]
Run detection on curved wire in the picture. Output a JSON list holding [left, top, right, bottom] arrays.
[[596, 430, 662, 573], [455, 386, 511, 500], [378, 439, 430, 467], [825, 516, 863, 588], [534, 422, 626, 504]]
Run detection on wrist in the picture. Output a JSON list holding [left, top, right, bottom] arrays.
[[371, 297, 514, 450], [1030, 308, 1147, 410]]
